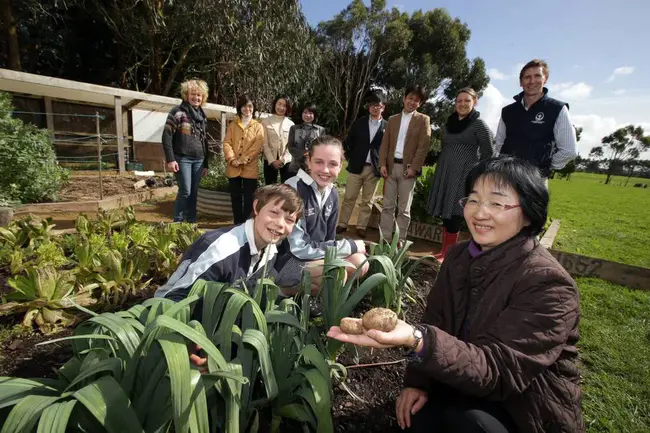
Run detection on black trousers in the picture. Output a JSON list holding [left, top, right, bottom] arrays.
[[263, 160, 291, 185], [229, 177, 257, 224], [409, 392, 517, 433], [442, 216, 465, 234]]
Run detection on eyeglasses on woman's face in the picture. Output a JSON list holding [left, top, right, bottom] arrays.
[[459, 197, 521, 214]]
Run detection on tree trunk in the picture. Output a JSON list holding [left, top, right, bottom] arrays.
[[162, 45, 193, 96], [605, 171, 612, 185], [0, 0, 21, 70]]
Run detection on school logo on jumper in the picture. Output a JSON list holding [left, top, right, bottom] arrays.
[[305, 207, 315, 217], [532, 112, 545, 124], [324, 203, 333, 219]]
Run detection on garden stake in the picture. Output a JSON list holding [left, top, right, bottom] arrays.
[[96, 112, 103, 200], [344, 359, 405, 369]]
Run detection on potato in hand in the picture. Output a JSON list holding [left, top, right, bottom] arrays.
[[339, 308, 398, 335], [339, 318, 364, 335], [362, 308, 398, 332]]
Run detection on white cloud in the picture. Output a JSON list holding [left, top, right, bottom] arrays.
[[548, 82, 593, 100], [487, 68, 509, 80], [613, 89, 626, 95], [477, 83, 509, 133], [606, 66, 635, 83], [572, 114, 617, 156]]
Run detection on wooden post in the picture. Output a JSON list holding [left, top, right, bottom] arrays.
[[114, 96, 126, 173], [43, 97, 55, 141], [96, 112, 103, 200], [220, 111, 227, 155]]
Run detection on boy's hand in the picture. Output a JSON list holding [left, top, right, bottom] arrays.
[[189, 344, 207, 373], [380, 166, 388, 178]]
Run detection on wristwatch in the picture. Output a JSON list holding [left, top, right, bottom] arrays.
[[408, 324, 426, 353]]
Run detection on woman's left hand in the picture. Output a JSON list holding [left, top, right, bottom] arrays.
[[327, 320, 417, 349], [201, 168, 208, 177]]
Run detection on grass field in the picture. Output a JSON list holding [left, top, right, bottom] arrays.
[[548, 172, 650, 268], [578, 277, 650, 432]]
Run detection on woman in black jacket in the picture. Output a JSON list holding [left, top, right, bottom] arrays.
[[286, 102, 325, 176]]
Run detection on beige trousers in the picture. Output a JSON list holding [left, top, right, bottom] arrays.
[[379, 163, 416, 241], [339, 165, 380, 230]]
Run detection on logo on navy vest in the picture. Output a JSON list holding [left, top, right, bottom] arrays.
[[324, 203, 333, 219], [305, 207, 315, 217], [532, 112, 545, 124]]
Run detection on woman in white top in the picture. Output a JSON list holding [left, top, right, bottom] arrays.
[[261, 94, 295, 184]]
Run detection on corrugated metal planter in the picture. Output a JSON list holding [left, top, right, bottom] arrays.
[[196, 188, 232, 218], [0, 207, 13, 226]]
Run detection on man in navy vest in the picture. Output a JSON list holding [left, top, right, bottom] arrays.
[[495, 59, 577, 180]]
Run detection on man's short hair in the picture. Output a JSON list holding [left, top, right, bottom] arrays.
[[404, 84, 428, 102], [519, 59, 549, 80], [254, 184, 304, 219], [365, 91, 386, 105]]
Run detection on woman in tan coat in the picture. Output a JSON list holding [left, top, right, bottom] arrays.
[[261, 94, 295, 184], [223, 94, 264, 224]]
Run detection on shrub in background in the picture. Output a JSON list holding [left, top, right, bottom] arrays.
[[0, 92, 69, 203]]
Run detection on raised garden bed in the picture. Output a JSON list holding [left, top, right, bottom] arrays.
[[196, 187, 232, 218]]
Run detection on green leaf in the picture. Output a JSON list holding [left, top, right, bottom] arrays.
[[242, 329, 278, 401], [298, 369, 333, 433], [265, 310, 306, 332], [72, 375, 144, 433], [276, 402, 315, 424], [1, 394, 60, 433], [158, 333, 193, 433], [36, 399, 77, 433], [339, 273, 387, 319], [63, 358, 123, 393], [86, 313, 141, 359], [0, 377, 60, 410], [144, 315, 239, 396], [188, 369, 209, 433], [35, 334, 116, 347]]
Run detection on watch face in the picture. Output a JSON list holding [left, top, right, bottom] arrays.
[[414, 329, 423, 339]]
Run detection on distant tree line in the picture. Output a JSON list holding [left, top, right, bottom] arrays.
[[554, 125, 650, 184], [0, 0, 488, 138]]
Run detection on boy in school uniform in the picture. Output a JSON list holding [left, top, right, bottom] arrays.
[[154, 184, 304, 302], [378, 85, 431, 241]]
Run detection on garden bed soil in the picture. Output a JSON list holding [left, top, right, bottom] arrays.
[[330, 267, 435, 432], [56, 174, 170, 202], [0, 267, 438, 432], [0, 285, 158, 378]]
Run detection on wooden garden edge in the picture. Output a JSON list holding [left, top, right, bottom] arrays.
[[14, 186, 178, 216], [368, 201, 650, 291]]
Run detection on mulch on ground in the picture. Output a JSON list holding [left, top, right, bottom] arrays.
[[57, 174, 170, 202]]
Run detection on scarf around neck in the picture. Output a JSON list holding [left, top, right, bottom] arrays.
[[446, 109, 480, 134], [180, 101, 207, 141]]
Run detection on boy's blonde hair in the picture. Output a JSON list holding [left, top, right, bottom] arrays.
[[180, 79, 209, 106], [254, 184, 304, 219]]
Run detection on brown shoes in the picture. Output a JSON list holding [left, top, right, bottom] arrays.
[[356, 228, 367, 238], [336, 225, 347, 234]]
